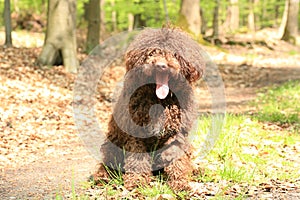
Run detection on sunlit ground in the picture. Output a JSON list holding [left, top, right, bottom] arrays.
[[0, 30, 44, 48]]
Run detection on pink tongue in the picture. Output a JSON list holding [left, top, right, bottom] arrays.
[[156, 71, 169, 99]]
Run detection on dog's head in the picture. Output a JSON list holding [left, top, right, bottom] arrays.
[[125, 28, 205, 99]]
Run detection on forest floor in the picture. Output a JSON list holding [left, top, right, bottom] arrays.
[[0, 29, 300, 199]]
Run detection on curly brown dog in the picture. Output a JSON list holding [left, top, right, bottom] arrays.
[[94, 28, 206, 191]]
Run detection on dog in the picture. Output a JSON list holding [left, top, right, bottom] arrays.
[[94, 27, 205, 191]]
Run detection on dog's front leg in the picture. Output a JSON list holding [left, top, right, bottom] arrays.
[[123, 139, 153, 190], [164, 152, 193, 191], [158, 136, 193, 191]]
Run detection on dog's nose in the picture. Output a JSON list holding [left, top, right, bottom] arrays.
[[156, 62, 168, 71]]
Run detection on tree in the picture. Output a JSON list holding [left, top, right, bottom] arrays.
[[260, 0, 267, 28], [128, 13, 134, 31], [133, 1, 147, 29], [179, 0, 201, 36], [200, 8, 207, 35], [274, 1, 281, 27], [279, 0, 299, 44], [223, 0, 239, 32], [111, 0, 117, 32], [212, 0, 220, 43], [163, 0, 170, 22], [100, 0, 106, 38], [85, 0, 100, 52], [37, 0, 78, 73], [133, 13, 147, 29], [4, 0, 12, 47], [248, 0, 256, 32]]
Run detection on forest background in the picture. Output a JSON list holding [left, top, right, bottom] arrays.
[[1, 0, 300, 199], [1, 0, 299, 49]]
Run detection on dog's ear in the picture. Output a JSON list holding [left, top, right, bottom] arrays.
[[183, 65, 203, 83], [125, 50, 147, 71], [188, 66, 202, 82], [176, 54, 203, 83], [125, 51, 135, 71]]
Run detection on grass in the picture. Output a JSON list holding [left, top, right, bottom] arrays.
[[200, 114, 300, 179], [288, 50, 298, 56], [61, 80, 300, 199], [250, 80, 300, 132], [137, 176, 175, 198]]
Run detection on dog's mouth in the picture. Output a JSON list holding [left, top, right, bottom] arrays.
[[154, 61, 170, 99], [155, 70, 169, 99]]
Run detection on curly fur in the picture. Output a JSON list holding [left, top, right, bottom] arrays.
[[94, 28, 206, 191]]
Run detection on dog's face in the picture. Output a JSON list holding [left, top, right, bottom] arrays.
[[125, 48, 200, 100], [124, 28, 205, 100], [143, 50, 181, 99]]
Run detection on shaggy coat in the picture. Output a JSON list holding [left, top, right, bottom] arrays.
[[95, 28, 206, 190]]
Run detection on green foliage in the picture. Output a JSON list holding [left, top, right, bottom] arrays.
[[251, 80, 300, 132], [200, 0, 286, 32], [10, 0, 47, 13], [104, 0, 181, 32], [218, 160, 253, 182], [193, 112, 300, 187], [137, 176, 175, 198], [77, 0, 88, 25], [0, 0, 298, 33], [289, 50, 299, 56]]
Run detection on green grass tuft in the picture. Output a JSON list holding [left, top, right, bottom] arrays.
[[137, 176, 175, 198], [251, 80, 300, 132], [193, 111, 300, 186], [288, 50, 298, 55]]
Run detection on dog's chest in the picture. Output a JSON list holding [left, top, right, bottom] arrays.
[[127, 84, 182, 139]]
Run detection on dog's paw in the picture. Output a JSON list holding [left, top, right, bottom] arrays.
[[123, 173, 153, 190]]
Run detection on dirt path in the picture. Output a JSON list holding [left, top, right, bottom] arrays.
[[1, 40, 300, 199], [1, 144, 97, 199]]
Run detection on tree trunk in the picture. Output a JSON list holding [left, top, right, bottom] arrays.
[[133, 13, 146, 29], [128, 13, 134, 31], [131, 0, 147, 29], [223, 0, 239, 32], [86, 0, 100, 52], [279, 0, 299, 44], [229, 0, 239, 31], [278, 0, 289, 37], [100, 0, 106, 39], [13, 0, 19, 13], [248, 0, 255, 32], [111, 0, 117, 32], [179, 0, 201, 36], [260, 0, 266, 28], [37, 0, 78, 73], [212, 0, 220, 41], [248, 0, 260, 42], [4, 0, 13, 47], [200, 8, 207, 35], [274, 1, 280, 27], [163, 0, 170, 22]]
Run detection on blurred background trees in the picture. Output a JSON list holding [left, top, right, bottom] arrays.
[[37, 0, 78, 73], [85, 0, 101, 52], [279, 0, 299, 44], [4, 0, 12, 47], [179, 0, 201, 36], [1, 0, 299, 71], [1, 0, 299, 40]]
